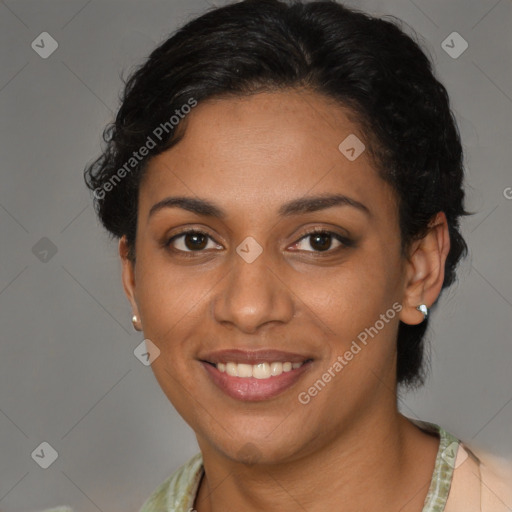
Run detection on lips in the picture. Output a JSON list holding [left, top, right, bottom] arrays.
[[199, 349, 313, 401]]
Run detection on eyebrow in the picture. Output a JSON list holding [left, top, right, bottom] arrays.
[[148, 193, 370, 220]]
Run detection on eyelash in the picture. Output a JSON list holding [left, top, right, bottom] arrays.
[[164, 227, 354, 258]]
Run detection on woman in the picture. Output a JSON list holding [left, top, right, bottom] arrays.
[[83, 1, 511, 511]]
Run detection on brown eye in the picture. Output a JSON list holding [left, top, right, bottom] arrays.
[[291, 229, 354, 253], [183, 232, 208, 250], [309, 232, 333, 251], [167, 230, 221, 253]]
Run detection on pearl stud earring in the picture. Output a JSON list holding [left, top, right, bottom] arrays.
[[416, 304, 429, 321], [131, 314, 141, 331]]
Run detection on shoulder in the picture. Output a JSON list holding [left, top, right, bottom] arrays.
[[444, 442, 512, 512], [139, 452, 204, 512], [408, 418, 511, 512]]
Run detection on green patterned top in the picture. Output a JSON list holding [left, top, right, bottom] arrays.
[[138, 419, 461, 512]]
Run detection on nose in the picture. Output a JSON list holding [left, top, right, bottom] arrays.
[[212, 248, 295, 333]]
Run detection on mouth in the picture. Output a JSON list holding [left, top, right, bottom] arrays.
[[200, 349, 314, 401], [209, 360, 307, 377]]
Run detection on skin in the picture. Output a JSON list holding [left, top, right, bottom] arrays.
[[119, 89, 451, 512]]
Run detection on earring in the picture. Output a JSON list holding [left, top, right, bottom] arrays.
[[132, 314, 141, 331], [416, 304, 429, 321]]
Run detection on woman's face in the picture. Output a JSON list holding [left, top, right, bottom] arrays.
[[122, 89, 415, 464]]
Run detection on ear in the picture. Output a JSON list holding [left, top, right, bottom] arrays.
[[119, 236, 142, 330], [399, 212, 451, 325]]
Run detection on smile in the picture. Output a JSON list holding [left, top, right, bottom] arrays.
[[200, 349, 313, 401], [216, 361, 304, 378]]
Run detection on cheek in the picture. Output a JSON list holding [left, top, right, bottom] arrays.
[[136, 239, 205, 305], [295, 246, 400, 335], [293, 242, 402, 388], [133, 256, 210, 359], [134, 264, 208, 415]]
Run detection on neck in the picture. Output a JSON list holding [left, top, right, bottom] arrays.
[[194, 408, 439, 512]]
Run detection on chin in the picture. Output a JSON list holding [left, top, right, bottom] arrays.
[[207, 431, 309, 467]]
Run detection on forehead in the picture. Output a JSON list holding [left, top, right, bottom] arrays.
[[162, 90, 364, 166], [139, 90, 396, 222]]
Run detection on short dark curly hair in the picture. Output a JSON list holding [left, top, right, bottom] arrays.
[[84, 0, 471, 389]]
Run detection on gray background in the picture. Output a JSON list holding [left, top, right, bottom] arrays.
[[0, 0, 511, 510]]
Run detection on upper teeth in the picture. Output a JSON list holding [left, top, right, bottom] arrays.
[[216, 361, 303, 379]]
